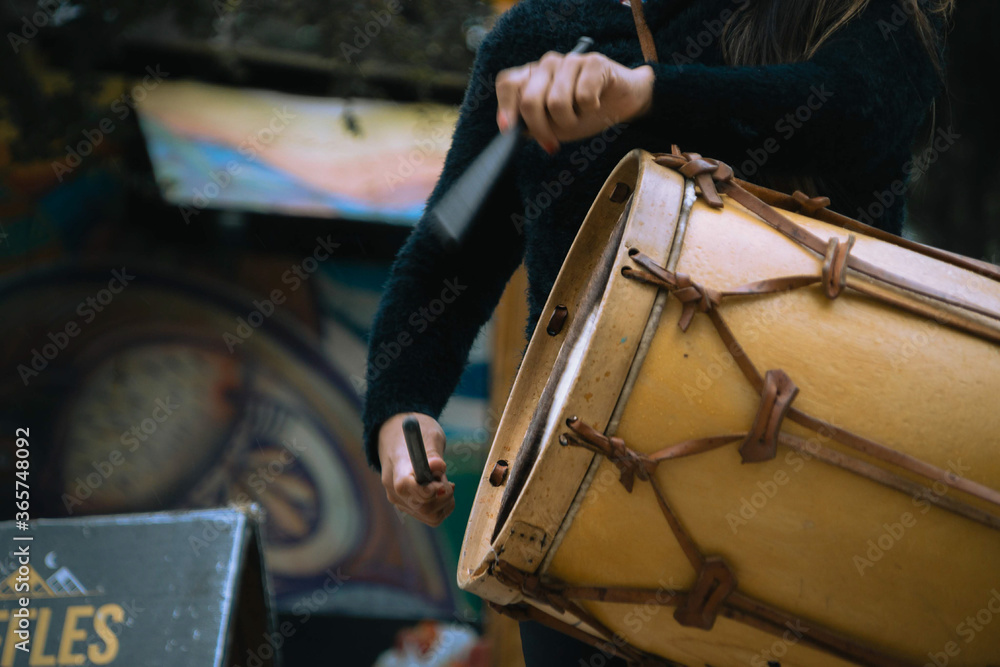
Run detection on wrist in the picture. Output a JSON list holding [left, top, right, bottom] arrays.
[[630, 64, 655, 120], [377, 414, 406, 464]]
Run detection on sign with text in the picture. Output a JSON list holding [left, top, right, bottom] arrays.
[[0, 507, 275, 667]]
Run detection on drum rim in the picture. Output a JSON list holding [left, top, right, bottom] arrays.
[[458, 150, 686, 602]]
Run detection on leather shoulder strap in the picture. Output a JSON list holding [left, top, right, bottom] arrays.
[[630, 0, 659, 62]]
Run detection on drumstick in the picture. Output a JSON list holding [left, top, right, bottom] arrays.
[[429, 36, 595, 247], [402, 416, 435, 485]]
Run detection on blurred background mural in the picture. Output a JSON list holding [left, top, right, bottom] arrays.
[[0, 0, 996, 665]]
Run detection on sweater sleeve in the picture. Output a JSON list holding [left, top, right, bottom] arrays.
[[361, 23, 527, 469], [634, 0, 941, 175]]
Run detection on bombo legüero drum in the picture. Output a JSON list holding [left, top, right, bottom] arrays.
[[459, 149, 1000, 666]]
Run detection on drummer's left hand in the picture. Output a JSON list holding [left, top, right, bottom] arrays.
[[495, 51, 654, 154]]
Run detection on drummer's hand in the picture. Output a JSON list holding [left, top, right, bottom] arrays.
[[496, 51, 654, 154], [378, 413, 456, 527]]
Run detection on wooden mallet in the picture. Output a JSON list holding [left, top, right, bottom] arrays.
[[403, 416, 435, 485], [428, 36, 595, 247]]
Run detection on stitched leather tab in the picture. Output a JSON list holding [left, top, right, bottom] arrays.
[[673, 557, 737, 630], [740, 369, 799, 463]]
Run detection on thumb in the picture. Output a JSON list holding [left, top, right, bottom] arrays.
[[427, 454, 447, 478], [425, 438, 448, 481]]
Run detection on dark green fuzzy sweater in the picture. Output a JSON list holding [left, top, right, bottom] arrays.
[[362, 0, 942, 468]]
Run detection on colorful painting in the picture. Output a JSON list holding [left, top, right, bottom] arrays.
[[0, 261, 479, 620], [136, 82, 458, 225]]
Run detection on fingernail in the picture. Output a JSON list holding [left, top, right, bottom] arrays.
[[544, 141, 558, 155], [498, 112, 509, 132], [436, 488, 446, 497]]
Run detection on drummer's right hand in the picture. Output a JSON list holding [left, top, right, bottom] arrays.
[[378, 413, 456, 527]]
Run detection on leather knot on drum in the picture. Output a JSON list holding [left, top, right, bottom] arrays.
[[653, 147, 734, 209], [623, 248, 721, 331], [671, 273, 722, 331], [561, 417, 652, 493]]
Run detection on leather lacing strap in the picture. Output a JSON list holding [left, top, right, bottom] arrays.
[[746, 180, 1000, 284], [492, 561, 659, 665], [562, 418, 708, 573], [623, 249, 824, 332], [621, 247, 1000, 526], [557, 420, 976, 666], [488, 601, 673, 667], [548, 417, 917, 666], [650, 151, 1000, 344], [564, 379, 1000, 533], [560, 419, 747, 490], [557, 410, 997, 665], [619, 149, 1000, 518]]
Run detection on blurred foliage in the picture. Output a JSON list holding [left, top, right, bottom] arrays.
[[0, 0, 492, 163], [205, 0, 491, 67], [2, 0, 490, 67]]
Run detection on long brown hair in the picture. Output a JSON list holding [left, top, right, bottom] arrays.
[[721, 0, 954, 203], [722, 0, 954, 68]]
